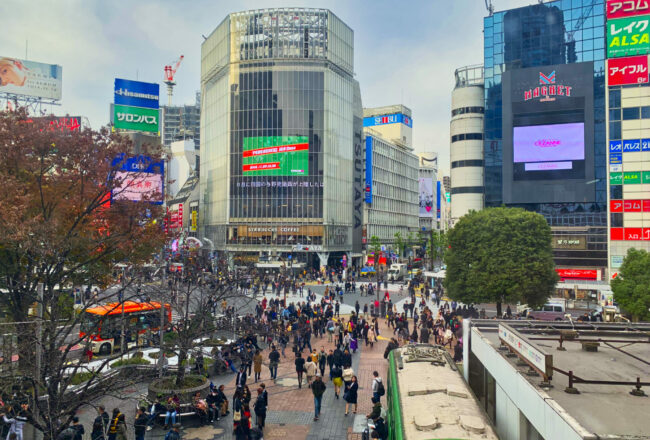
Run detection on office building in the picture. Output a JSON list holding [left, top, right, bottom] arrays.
[[604, 4, 650, 278], [200, 8, 363, 268], [484, 2, 608, 282], [450, 64, 485, 224], [362, 105, 419, 251], [161, 92, 201, 150]]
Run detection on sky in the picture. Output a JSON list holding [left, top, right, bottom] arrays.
[[1, 0, 535, 174]]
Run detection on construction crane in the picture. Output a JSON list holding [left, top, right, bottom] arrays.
[[163, 55, 184, 106]]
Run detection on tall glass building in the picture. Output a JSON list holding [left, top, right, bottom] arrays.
[[200, 8, 363, 267], [483, 1, 608, 274]]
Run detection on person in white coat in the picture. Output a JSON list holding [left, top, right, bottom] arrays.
[[2, 404, 28, 440]]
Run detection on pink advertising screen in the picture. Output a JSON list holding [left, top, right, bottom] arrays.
[[513, 122, 585, 164], [113, 171, 163, 202]]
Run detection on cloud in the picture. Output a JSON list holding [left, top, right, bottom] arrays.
[[1, 0, 537, 173]]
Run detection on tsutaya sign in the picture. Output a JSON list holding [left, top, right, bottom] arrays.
[[524, 70, 573, 101], [498, 324, 553, 380]]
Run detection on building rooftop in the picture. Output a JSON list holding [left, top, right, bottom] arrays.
[[472, 320, 650, 439], [363, 104, 412, 118]]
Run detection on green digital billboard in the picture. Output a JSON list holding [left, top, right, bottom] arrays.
[[242, 136, 309, 176], [607, 15, 650, 58], [113, 104, 159, 133]]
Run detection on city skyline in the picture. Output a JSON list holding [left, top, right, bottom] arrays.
[[2, 0, 532, 173]]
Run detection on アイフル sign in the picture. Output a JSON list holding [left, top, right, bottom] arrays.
[[607, 55, 649, 85]]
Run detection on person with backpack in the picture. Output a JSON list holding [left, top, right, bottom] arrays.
[[371, 371, 385, 401], [91, 405, 109, 439], [107, 408, 127, 440]]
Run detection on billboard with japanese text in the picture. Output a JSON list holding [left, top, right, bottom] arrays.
[[111, 154, 164, 204], [113, 104, 159, 133], [607, 0, 650, 19], [242, 136, 309, 176], [607, 55, 649, 85], [0, 57, 62, 100], [607, 15, 650, 58]]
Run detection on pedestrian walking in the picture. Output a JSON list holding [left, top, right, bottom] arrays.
[[254, 387, 267, 430], [311, 374, 327, 421], [371, 371, 384, 401], [295, 352, 306, 388], [331, 364, 343, 398], [253, 350, 263, 382], [268, 345, 280, 380], [318, 347, 327, 377], [344, 375, 359, 416], [91, 405, 109, 439], [305, 356, 317, 387], [134, 408, 147, 440]]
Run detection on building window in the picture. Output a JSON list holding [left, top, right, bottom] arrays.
[[452, 159, 484, 168], [611, 213, 623, 228], [610, 185, 622, 199], [451, 186, 484, 194], [609, 121, 621, 140], [451, 106, 485, 117], [642, 106, 650, 119], [622, 107, 640, 120], [609, 108, 620, 121], [451, 133, 483, 143], [609, 89, 621, 108]]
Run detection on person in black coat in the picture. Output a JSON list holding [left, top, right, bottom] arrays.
[[253, 387, 267, 429], [295, 352, 306, 388], [235, 366, 247, 389], [344, 376, 359, 416]]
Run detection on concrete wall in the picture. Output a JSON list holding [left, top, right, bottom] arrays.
[[468, 327, 593, 440]]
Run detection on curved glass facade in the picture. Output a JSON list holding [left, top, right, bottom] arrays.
[[200, 8, 361, 258]]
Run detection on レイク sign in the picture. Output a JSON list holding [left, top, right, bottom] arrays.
[[608, 55, 649, 85], [607, 0, 650, 19], [524, 70, 573, 101], [607, 16, 650, 58]]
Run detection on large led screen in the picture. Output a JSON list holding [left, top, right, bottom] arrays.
[[113, 172, 163, 203], [242, 136, 309, 176], [513, 122, 585, 180]]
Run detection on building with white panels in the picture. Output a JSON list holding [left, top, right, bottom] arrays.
[[450, 64, 484, 225]]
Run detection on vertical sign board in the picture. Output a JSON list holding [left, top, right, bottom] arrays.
[[607, 55, 650, 85], [365, 136, 373, 203], [436, 181, 441, 220], [499, 323, 553, 379], [607, 15, 650, 58]]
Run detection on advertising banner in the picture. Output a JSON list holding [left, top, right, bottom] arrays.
[[0, 57, 62, 100], [555, 268, 598, 280], [607, 15, 650, 58], [513, 122, 585, 164], [365, 136, 373, 203], [27, 116, 81, 132], [363, 113, 413, 128], [113, 104, 159, 133], [607, 0, 650, 19], [242, 136, 308, 176], [436, 180, 441, 220], [114, 78, 160, 109], [607, 55, 649, 85], [419, 177, 434, 217], [111, 154, 164, 204]]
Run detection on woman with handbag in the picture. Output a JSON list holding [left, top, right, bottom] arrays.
[[344, 375, 359, 416], [232, 389, 243, 432]]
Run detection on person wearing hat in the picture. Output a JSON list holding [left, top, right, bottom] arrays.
[[311, 373, 327, 421]]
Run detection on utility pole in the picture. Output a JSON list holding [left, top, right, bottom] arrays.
[[33, 283, 44, 440], [159, 266, 167, 377]]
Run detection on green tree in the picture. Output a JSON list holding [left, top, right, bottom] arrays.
[[394, 232, 406, 258], [611, 248, 650, 321], [444, 207, 557, 316], [429, 230, 447, 269]]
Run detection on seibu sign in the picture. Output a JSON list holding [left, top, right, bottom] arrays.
[[608, 55, 649, 85], [555, 268, 599, 280], [524, 70, 572, 101], [607, 0, 650, 19]]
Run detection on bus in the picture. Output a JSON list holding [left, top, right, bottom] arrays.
[[80, 301, 171, 355], [386, 344, 497, 440]]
